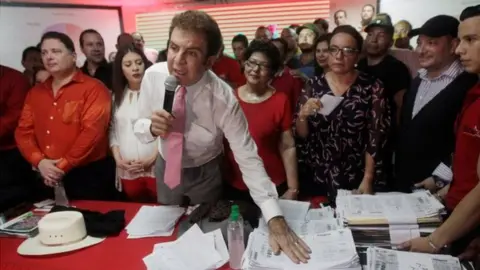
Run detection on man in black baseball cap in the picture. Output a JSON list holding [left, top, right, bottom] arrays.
[[358, 13, 412, 186], [409, 15, 459, 38], [400, 6, 480, 260]]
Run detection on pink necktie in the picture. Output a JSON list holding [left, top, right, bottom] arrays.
[[164, 86, 186, 189]]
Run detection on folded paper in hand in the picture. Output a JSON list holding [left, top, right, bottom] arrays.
[[319, 94, 344, 116]]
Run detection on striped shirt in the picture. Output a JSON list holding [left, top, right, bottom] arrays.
[[412, 60, 464, 117]]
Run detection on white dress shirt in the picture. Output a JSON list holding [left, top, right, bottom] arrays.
[[133, 62, 282, 222], [110, 89, 157, 180], [144, 48, 159, 64]]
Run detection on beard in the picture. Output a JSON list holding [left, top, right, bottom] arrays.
[[299, 43, 314, 54]]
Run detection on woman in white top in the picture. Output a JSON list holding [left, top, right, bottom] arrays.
[[110, 45, 157, 202]]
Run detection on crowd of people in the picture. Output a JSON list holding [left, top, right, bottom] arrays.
[[1, 4, 480, 264]]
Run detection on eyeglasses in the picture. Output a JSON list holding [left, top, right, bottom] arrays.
[[328, 46, 359, 57], [245, 59, 270, 71]]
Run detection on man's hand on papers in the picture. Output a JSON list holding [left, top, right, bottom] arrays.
[[398, 236, 436, 253], [434, 184, 450, 202], [268, 216, 311, 264], [150, 109, 173, 138], [414, 177, 437, 192], [459, 236, 480, 261]]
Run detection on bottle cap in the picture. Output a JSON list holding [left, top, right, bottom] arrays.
[[230, 205, 240, 221]]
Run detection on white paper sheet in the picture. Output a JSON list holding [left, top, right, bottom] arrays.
[[143, 225, 225, 270], [319, 94, 344, 116]]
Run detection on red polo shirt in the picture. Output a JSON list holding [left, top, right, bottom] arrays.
[[271, 67, 303, 114], [0, 65, 30, 151], [212, 55, 246, 88], [446, 83, 480, 210]]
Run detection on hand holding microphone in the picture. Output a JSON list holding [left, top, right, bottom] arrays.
[[150, 75, 178, 138]]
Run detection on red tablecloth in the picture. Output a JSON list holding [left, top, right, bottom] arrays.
[[0, 197, 327, 270]]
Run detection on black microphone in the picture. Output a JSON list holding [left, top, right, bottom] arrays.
[[163, 75, 179, 114]]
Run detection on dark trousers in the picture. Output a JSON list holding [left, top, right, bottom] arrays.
[[62, 156, 122, 201], [0, 148, 48, 212]]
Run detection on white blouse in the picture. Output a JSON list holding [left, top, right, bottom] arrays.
[[110, 89, 157, 180]]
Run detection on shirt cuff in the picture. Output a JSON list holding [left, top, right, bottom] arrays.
[[432, 163, 453, 182], [133, 118, 156, 144], [260, 198, 283, 223], [56, 158, 73, 173], [30, 152, 45, 167]]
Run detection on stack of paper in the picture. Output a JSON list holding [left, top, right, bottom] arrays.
[[143, 224, 229, 270], [366, 247, 462, 270], [336, 191, 445, 246], [242, 228, 361, 270], [126, 206, 185, 238]]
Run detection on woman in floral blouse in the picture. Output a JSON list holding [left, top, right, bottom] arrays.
[[294, 25, 390, 198]]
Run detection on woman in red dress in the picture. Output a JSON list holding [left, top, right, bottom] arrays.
[[224, 40, 299, 201]]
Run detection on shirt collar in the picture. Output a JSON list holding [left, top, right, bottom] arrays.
[[419, 60, 464, 81], [185, 70, 212, 100], [42, 69, 85, 89]]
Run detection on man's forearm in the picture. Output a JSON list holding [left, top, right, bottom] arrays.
[[432, 183, 480, 247]]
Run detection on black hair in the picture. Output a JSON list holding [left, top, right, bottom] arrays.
[[330, 25, 363, 52], [156, 49, 167, 63], [232, 34, 249, 48], [271, 38, 288, 56], [313, 34, 332, 76], [40, 31, 75, 53], [79, 29, 102, 48], [112, 45, 152, 108], [22, 46, 40, 62], [334, 10, 347, 19], [169, 10, 222, 58], [460, 5, 480, 21], [362, 4, 375, 12], [243, 40, 282, 77], [313, 18, 329, 32]]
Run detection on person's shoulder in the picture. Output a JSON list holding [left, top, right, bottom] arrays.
[[145, 61, 168, 75], [385, 55, 410, 70], [1, 65, 27, 83], [208, 70, 236, 103]]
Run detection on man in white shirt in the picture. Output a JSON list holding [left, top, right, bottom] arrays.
[[133, 10, 310, 264]]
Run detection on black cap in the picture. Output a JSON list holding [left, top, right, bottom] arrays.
[[409, 15, 459, 38], [365, 13, 394, 34]]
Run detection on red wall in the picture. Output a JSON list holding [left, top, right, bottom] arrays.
[[1, 0, 163, 32]]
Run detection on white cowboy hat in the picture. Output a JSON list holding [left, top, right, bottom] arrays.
[[18, 211, 105, 256]]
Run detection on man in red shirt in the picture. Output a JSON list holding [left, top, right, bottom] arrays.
[[15, 32, 116, 201], [211, 45, 246, 88], [0, 65, 37, 211], [400, 5, 480, 260]]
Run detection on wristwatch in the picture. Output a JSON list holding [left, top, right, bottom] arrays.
[[432, 175, 448, 189]]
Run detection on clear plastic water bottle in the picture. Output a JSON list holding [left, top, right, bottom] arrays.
[[227, 204, 245, 270], [54, 181, 70, 207]]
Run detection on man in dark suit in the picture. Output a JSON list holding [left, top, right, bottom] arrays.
[[395, 15, 478, 194]]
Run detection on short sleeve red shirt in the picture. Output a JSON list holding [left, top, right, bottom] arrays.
[[446, 83, 480, 211], [271, 67, 303, 114], [212, 55, 246, 88], [224, 89, 292, 190]]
